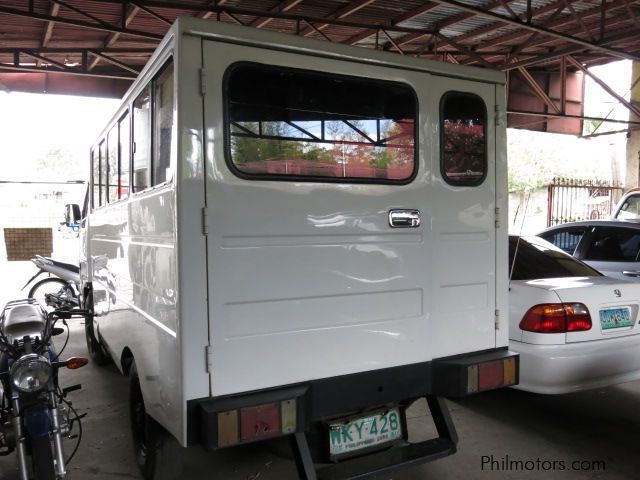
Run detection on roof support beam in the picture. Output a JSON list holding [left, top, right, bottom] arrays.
[[130, 1, 172, 26], [385, 0, 573, 57], [566, 55, 640, 118], [622, 0, 640, 29], [516, 66, 562, 114], [436, 33, 494, 68], [73, 1, 437, 37], [0, 47, 155, 54], [298, 0, 376, 38], [0, 64, 135, 80], [41, 3, 60, 49], [562, 0, 595, 42], [501, 27, 640, 70], [39, 2, 61, 67], [343, 3, 439, 46], [427, 0, 638, 60], [249, 0, 303, 29], [20, 50, 69, 70], [89, 4, 141, 70], [508, 109, 640, 126], [88, 50, 141, 74], [199, 0, 230, 20], [0, 5, 161, 41], [466, 0, 625, 53]]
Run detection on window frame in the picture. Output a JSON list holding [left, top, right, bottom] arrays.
[[98, 140, 107, 208], [91, 148, 99, 210], [439, 90, 488, 187], [151, 60, 175, 188], [106, 124, 119, 204], [132, 84, 153, 195], [118, 110, 131, 201], [222, 61, 419, 186]]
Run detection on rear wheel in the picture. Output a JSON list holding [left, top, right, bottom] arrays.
[[129, 362, 183, 480], [27, 278, 71, 309], [30, 435, 55, 480]]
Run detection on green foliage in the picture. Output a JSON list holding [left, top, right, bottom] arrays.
[[507, 129, 612, 193]]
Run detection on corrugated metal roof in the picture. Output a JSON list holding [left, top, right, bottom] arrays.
[[0, 0, 638, 94]]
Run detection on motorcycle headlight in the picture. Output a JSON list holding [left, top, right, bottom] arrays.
[[10, 354, 52, 393]]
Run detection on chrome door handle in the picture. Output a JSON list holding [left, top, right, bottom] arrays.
[[623, 271, 640, 277], [388, 209, 421, 228]]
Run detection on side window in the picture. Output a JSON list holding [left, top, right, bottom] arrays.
[[584, 227, 640, 262], [540, 228, 586, 255], [225, 63, 416, 182], [99, 141, 107, 207], [91, 149, 99, 209], [153, 63, 175, 185], [440, 92, 487, 186], [616, 195, 640, 220], [119, 112, 131, 200], [133, 86, 151, 193], [107, 125, 118, 203]]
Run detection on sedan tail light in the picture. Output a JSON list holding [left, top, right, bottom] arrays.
[[519, 303, 592, 333]]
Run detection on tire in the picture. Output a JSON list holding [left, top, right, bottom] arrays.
[[27, 278, 69, 309], [84, 289, 111, 366], [30, 435, 55, 480], [129, 363, 183, 480]]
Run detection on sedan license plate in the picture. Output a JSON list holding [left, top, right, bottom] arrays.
[[600, 307, 633, 330], [329, 408, 402, 459]]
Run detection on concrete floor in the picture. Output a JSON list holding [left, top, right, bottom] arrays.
[[1, 317, 639, 480], [1, 262, 639, 479]]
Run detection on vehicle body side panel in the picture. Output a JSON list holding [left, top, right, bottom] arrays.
[[85, 31, 183, 441]]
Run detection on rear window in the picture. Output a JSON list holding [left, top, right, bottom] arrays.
[[539, 228, 587, 255], [225, 63, 417, 183], [440, 92, 487, 186], [510, 237, 601, 281]]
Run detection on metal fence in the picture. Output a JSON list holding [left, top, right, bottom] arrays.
[[547, 177, 624, 227]]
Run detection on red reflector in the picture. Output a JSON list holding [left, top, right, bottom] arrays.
[[519, 303, 591, 333], [65, 357, 89, 369], [478, 361, 504, 390], [240, 403, 281, 443]]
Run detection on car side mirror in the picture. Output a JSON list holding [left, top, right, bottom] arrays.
[[64, 204, 81, 226]]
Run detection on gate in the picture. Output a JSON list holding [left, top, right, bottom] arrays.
[[547, 178, 624, 227]]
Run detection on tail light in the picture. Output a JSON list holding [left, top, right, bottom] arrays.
[[519, 303, 592, 333], [217, 399, 297, 448]]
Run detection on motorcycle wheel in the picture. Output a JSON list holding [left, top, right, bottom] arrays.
[[27, 278, 69, 308], [31, 435, 55, 480], [84, 289, 111, 366], [129, 362, 183, 480]]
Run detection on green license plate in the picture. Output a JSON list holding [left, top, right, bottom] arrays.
[[328, 408, 402, 459], [600, 307, 633, 330]]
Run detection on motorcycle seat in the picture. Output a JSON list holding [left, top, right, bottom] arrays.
[[1, 301, 47, 343], [42, 257, 80, 274]]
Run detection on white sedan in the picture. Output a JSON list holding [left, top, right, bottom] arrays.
[[509, 235, 640, 394]]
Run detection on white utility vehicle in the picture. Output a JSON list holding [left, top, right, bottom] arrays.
[[68, 17, 518, 479]]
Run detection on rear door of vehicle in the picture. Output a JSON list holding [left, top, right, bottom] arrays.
[[202, 39, 498, 396]]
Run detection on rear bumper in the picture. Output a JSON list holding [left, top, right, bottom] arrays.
[[187, 347, 519, 449], [511, 336, 640, 394]]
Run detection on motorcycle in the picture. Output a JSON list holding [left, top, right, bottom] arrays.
[[0, 299, 88, 479], [21, 256, 80, 309]]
